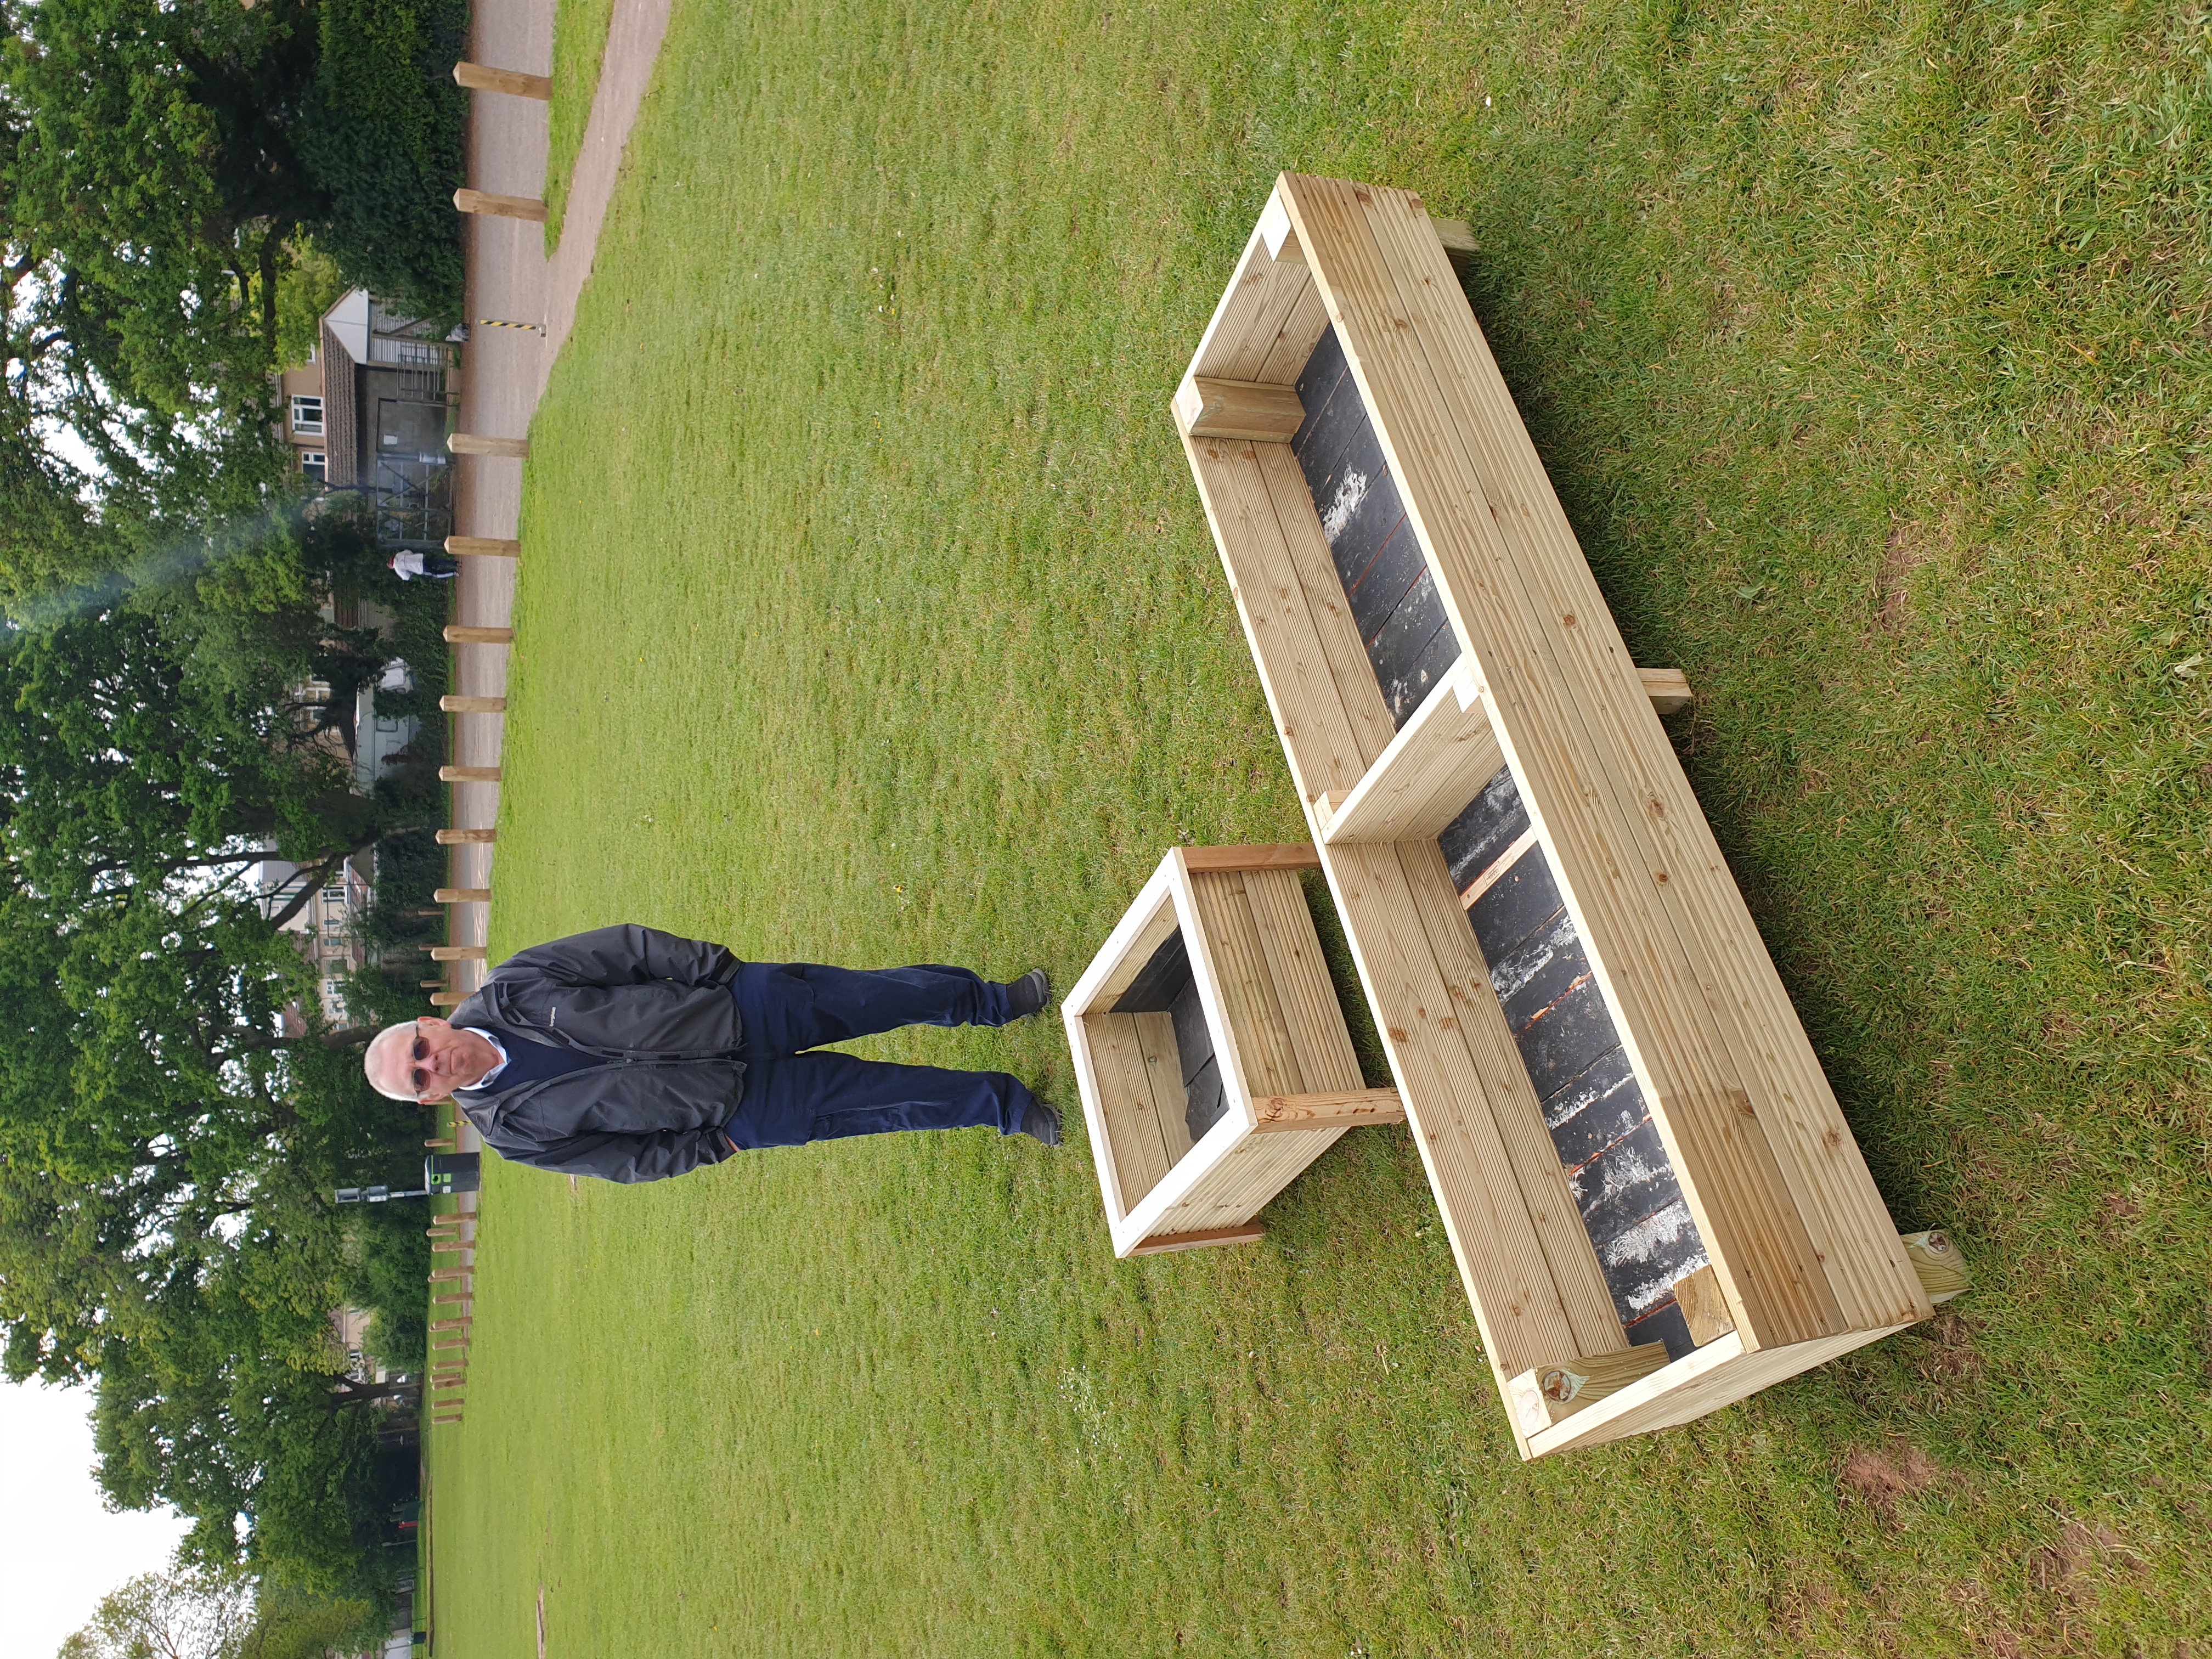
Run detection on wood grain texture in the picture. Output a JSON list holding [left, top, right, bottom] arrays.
[[1322, 665, 1503, 844], [1180, 844, 1323, 872], [453, 60, 554, 99], [1251, 1088, 1406, 1130], [1177, 376, 1308, 441], [1279, 171, 1893, 1348], [1130, 1223, 1267, 1256]]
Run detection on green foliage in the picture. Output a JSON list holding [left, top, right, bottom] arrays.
[[341, 1201, 431, 1374], [298, 0, 469, 321], [274, 240, 350, 371]]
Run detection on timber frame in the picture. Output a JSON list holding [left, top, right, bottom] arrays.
[[1167, 174, 1963, 1459], [1062, 845, 1404, 1260]]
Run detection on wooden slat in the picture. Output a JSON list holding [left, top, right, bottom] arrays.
[[1239, 868, 1364, 1093], [1279, 172, 1849, 1350], [1395, 838, 1623, 1356], [1250, 441, 1399, 773], [1180, 844, 1321, 873], [1322, 664, 1504, 844], [1254, 276, 1333, 385], [1316, 840, 1593, 1384], [1251, 1088, 1405, 1131], [1133, 1010, 1194, 1165], [1182, 437, 1378, 803], [1347, 179, 1929, 1341], [1188, 226, 1319, 385], [1131, 1223, 1266, 1256], [1188, 872, 1304, 1099], [1082, 1013, 1173, 1209], [1084, 898, 1186, 1013], [1676, 1264, 1737, 1346], [1505, 1342, 1669, 1436], [1165, 1128, 1346, 1228], [1527, 1320, 1913, 1456]]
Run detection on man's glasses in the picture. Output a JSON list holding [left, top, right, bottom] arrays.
[[410, 1034, 435, 1099]]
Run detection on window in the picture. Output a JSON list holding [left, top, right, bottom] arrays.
[[290, 396, 324, 436], [301, 451, 326, 484]]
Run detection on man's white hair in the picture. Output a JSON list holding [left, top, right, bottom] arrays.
[[364, 1022, 420, 1102]]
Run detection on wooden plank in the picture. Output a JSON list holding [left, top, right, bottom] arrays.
[[1180, 844, 1321, 873], [1131, 1223, 1266, 1256], [445, 535, 521, 557], [1251, 1088, 1405, 1131], [1133, 1010, 1194, 1166], [1187, 872, 1304, 1099], [1239, 868, 1364, 1092], [1429, 214, 1478, 272], [1187, 223, 1320, 385], [1254, 277, 1333, 385], [1082, 1013, 1174, 1210], [1322, 664, 1504, 844], [1248, 439, 1400, 773], [1505, 1342, 1669, 1436], [1182, 437, 1376, 804], [1086, 891, 1182, 1012], [1526, 1321, 1912, 1457], [1345, 178, 1929, 1341], [1675, 1264, 1737, 1346], [452, 189, 546, 223], [1167, 1127, 1347, 1226], [1395, 838, 1623, 1357], [1279, 172, 1850, 1350], [1176, 376, 1307, 441], [1638, 667, 1694, 715], [1316, 839, 1596, 1384], [1900, 1230, 1970, 1303]]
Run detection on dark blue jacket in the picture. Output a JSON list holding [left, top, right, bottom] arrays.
[[445, 924, 744, 1183]]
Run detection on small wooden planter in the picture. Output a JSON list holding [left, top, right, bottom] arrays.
[[1063, 844, 1404, 1258], [1170, 174, 1966, 1459]]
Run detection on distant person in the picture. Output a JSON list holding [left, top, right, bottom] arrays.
[[363, 924, 1060, 1182], [390, 550, 459, 582]]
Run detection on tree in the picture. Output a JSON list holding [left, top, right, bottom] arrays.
[[57, 1568, 252, 1659]]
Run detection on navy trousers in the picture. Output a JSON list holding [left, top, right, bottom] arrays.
[[722, 962, 1037, 1149]]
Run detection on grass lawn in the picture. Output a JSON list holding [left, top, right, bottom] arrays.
[[539, 0, 617, 249], [428, 0, 2212, 1652]]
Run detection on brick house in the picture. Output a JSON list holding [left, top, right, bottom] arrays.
[[276, 289, 459, 547]]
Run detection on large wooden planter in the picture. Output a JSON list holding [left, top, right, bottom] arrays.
[[1168, 173, 1966, 1459], [1063, 844, 1406, 1258]]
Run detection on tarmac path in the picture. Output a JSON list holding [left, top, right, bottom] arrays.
[[444, 0, 675, 1018]]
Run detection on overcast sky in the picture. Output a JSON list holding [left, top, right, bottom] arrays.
[[0, 1380, 194, 1658]]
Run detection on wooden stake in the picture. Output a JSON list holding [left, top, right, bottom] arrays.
[[430, 991, 465, 1008], [431, 944, 489, 960], [419, 978, 444, 989], [441, 695, 507, 713], [438, 766, 501, 783], [445, 535, 521, 558], [433, 887, 490, 903], [430, 1317, 472, 1331], [452, 60, 552, 99], [1900, 1231, 1971, 1304], [445, 431, 531, 457], [443, 625, 514, 644], [1249, 1087, 1406, 1132], [452, 189, 546, 224], [436, 828, 496, 845]]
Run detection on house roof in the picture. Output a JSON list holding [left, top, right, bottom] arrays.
[[320, 320, 358, 488]]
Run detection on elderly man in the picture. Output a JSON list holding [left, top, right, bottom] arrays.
[[364, 924, 1060, 1182]]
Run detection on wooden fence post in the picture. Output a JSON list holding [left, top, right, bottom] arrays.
[[431, 944, 489, 961], [433, 888, 491, 904], [443, 625, 514, 644], [436, 828, 496, 845], [452, 61, 553, 99], [452, 188, 546, 223], [441, 695, 507, 713], [445, 535, 521, 558], [446, 431, 531, 458], [438, 766, 501, 783]]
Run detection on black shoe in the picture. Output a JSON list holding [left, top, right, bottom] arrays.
[[1005, 968, 1052, 1022], [1018, 1102, 1063, 1147]]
